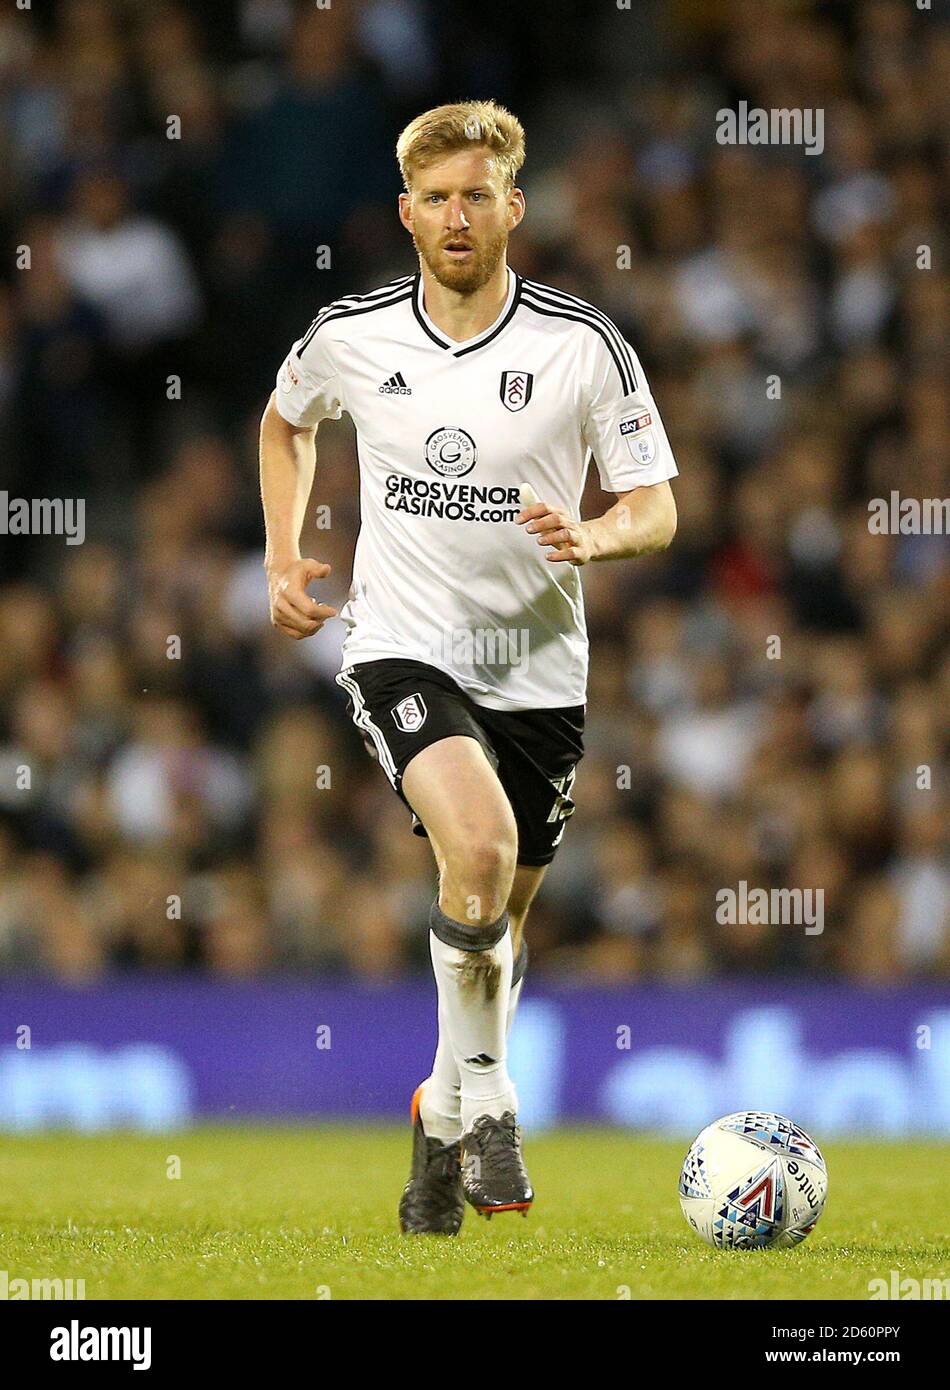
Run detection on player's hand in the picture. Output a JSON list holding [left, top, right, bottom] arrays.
[[516, 501, 595, 566], [266, 558, 338, 640]]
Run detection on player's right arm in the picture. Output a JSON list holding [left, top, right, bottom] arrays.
[[260, 325, 345, 640], [260, 396, 336, 639]]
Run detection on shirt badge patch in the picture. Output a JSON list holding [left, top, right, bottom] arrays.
[[279, 358, 300, 392], [392, 693, 428, 733], [500, 371, 534, 413], [620, 413, 657, 465]]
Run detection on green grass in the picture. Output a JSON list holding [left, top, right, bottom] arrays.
[[0, 1127, 947, 1300]]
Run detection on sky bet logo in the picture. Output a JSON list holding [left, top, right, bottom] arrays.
[[620, 412, 651, 436]]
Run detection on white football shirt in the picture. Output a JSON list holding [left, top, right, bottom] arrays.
[[274, 267, 677, 710]]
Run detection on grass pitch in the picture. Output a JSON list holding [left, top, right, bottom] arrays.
[[1, 1127, 947, 1300]]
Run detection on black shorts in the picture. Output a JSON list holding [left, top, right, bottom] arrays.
[[336, 659, 585, 866]]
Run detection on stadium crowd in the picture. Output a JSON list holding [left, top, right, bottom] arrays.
[[0, 0, 946, 981]]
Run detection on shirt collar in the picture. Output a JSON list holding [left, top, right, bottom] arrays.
[[412, 266, 522, 356]]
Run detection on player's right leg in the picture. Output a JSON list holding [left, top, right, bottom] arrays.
[[336, 661, 533, 1228], [398, 836, 539, 1233], [403, 737, 533, 1219], [419, 844, 541, 1133]]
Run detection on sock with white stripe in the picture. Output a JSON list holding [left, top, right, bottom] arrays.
[[427, 903, 517, 1134]]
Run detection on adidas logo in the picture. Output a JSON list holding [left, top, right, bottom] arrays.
[[378, 371, 411, 395]]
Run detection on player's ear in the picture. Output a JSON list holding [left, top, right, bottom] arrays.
[[398, 191, 413, 231], [507, 187, 525, 231]]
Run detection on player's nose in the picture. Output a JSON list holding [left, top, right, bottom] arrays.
[[445, 200, 471, 229]]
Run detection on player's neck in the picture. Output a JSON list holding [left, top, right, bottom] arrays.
[[419, 261, 510, 344]]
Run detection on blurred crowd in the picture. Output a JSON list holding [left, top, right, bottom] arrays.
[[0, 0, 947, 982]]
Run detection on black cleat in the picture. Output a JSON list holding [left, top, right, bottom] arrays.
[[460, 1111, 534, 1218], [398, 1085, 465, 1235]]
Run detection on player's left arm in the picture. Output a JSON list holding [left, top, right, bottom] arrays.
[[517, 326, 679, 566], [517, 480, 676, 565]]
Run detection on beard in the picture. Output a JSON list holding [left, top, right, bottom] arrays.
[[414, 224, 509, 295]]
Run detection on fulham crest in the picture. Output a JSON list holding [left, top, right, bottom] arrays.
[[500, 371, 534, 413], [392, 693, 428, 732]]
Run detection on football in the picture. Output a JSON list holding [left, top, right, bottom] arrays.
[[679, 1111, 828, 1249]]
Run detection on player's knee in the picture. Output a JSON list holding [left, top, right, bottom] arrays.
[[446, 831, 517, 923], [466, 833, 517, 901]]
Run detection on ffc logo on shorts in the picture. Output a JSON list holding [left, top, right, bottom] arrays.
[[392, 693, 428, 732]]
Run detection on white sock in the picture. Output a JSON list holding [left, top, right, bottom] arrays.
[[418, 1002, 462, 1144], [420, 967, 526, 1143], [429, 922, 517, 1133]]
